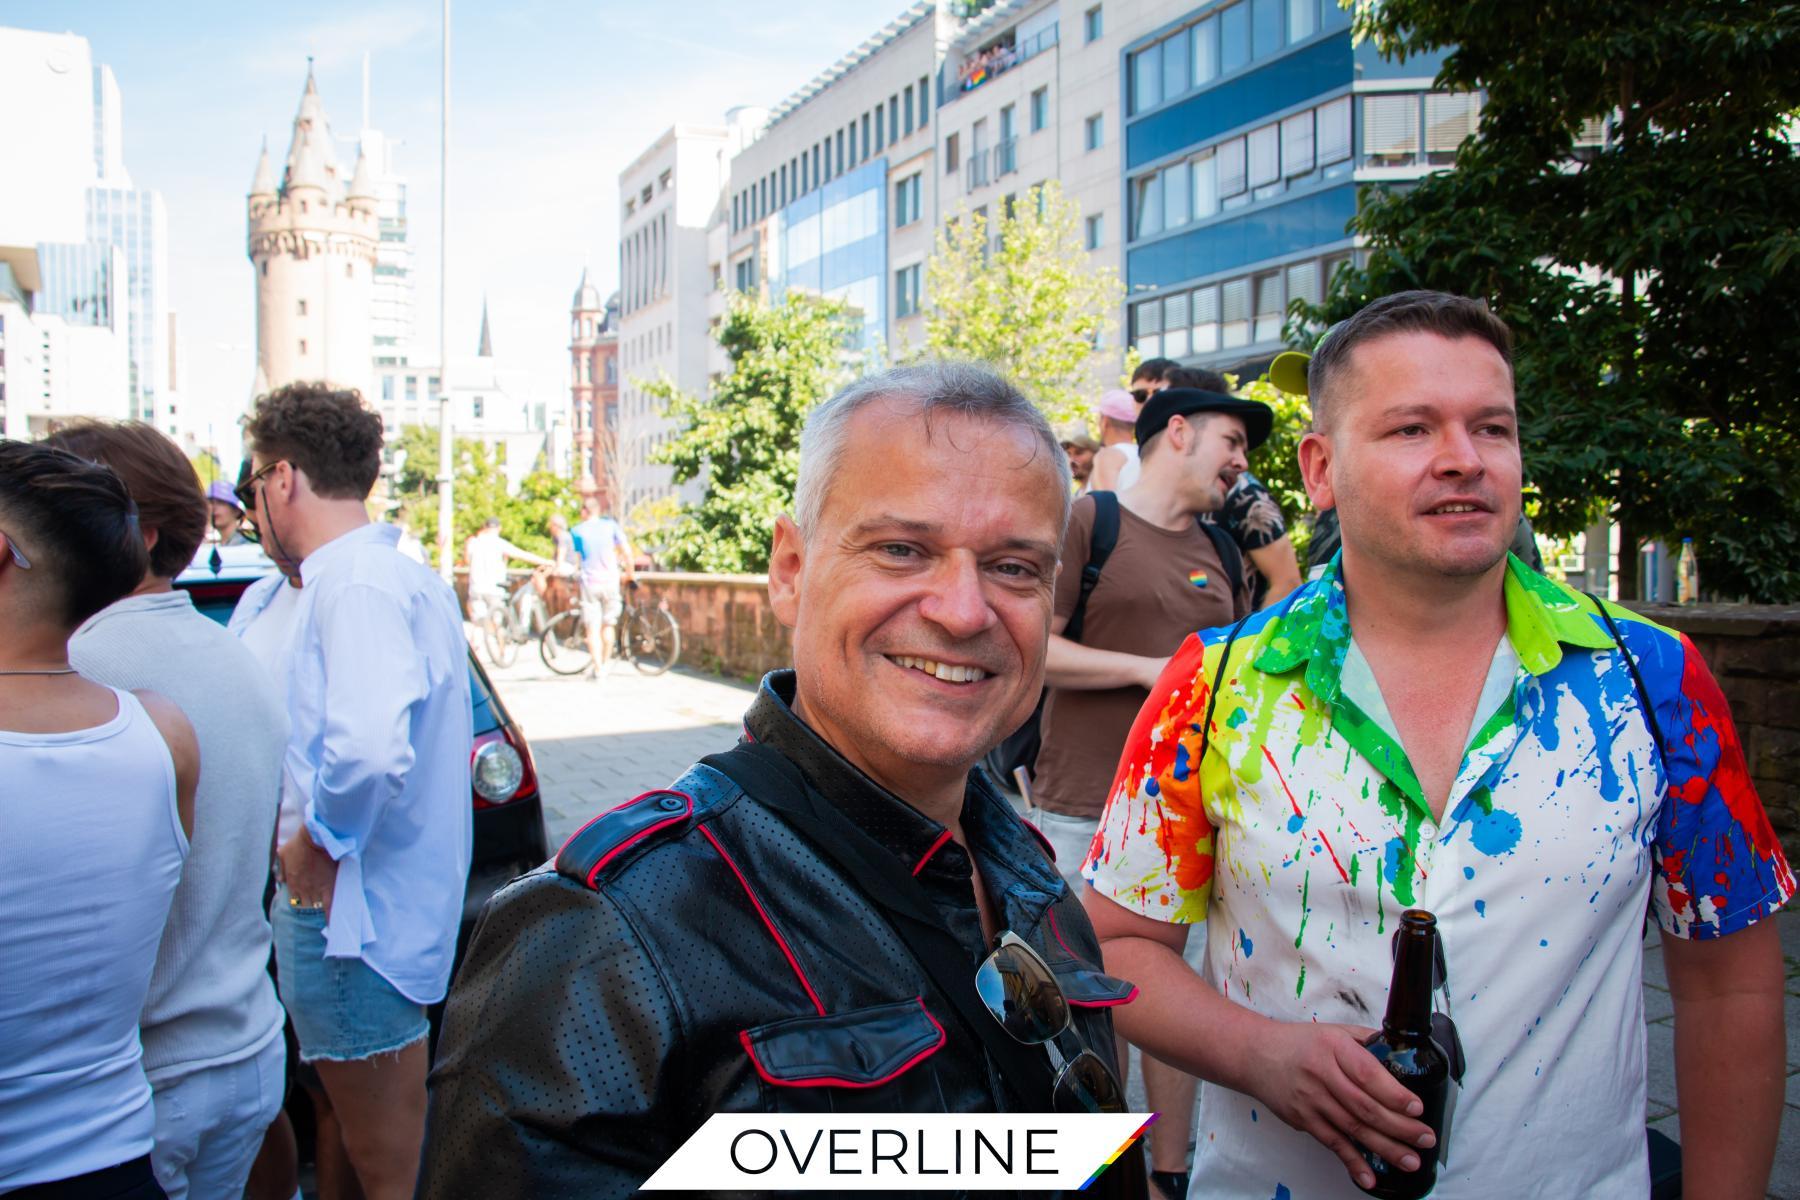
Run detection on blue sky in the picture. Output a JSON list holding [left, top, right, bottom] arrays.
[[5, 0, 906, 437]]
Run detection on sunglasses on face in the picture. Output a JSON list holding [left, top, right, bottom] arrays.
[[235, 461, 282, 513], [974, 930, 1127, 1113], [1130, 387, 1151, 404], [2, 531, 30, 569]]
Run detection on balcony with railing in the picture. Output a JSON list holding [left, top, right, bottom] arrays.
[[965, 138, 1021, 193], [966, 152, 991, 191], [938, 21, 1059, 106]]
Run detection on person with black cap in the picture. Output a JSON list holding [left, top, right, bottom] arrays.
[[1029, 386, 1269, 1200]]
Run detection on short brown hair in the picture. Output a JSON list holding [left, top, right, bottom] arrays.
[[1309, 291, 1514, 429], [245, 382, 384, 500], [46, 420, 207, 578]]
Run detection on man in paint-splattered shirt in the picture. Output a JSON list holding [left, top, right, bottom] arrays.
[[1082, 290, 1793, 1200]]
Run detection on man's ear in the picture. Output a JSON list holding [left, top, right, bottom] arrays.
[[1298, 429, 1335, 512], [767, 514, 805, 629]]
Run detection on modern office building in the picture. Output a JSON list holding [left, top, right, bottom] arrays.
[[724, 3, 941, 356], [1118, 0, 1465, 374], [360, 125, 416, 370], [617, 118, 751, 512]]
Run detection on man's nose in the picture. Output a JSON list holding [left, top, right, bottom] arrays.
[[918, 553, 997, 640], [1433, 426, 1484, 478]]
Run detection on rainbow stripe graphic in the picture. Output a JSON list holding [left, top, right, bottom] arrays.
[[1189, 570, 1209, 589], [1080, 1113, 1159, 1191]]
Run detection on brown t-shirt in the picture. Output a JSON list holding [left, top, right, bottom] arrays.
[[1033, 495, 1246, 820]]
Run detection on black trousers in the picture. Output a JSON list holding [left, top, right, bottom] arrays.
[[7, 1156, 166, 1200]]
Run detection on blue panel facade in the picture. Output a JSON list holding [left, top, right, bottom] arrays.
[[1127, 33, 1352, 170], [1126, 184, 1357, 291], [775, 157, 888, 353]]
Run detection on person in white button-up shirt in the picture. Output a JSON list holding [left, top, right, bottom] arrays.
[[236, 382, 472, 1200]]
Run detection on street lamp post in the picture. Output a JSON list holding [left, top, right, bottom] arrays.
[[435, 0, 455, 583]]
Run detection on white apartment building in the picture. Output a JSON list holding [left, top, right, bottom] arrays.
[[616, 120, 748, 513], [723, 2, 943, 357]]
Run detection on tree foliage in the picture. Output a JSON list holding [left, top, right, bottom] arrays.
[[924, 181, 1121, 423], [390, 424, 578, 564], [638, 292, 851, 573], [1296, 0, 1800, 600]]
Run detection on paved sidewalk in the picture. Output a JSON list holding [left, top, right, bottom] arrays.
[[488, 654, 1800, 1198]]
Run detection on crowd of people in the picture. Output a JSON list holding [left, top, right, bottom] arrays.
[[1, 289, 1790, 1200]]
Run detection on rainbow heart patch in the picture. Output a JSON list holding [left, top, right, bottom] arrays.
[[1189, 570, 1209, 589]]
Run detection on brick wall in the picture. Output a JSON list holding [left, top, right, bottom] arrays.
[[1628, 603, 1800, 865], [634, 572, 793, 683]]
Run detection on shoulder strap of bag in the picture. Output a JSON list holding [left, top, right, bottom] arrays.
[[1197, 612, 1255, 763], [698, 742, 1059, 1108], [1197, 518, 1246, 606], [1065, 491, 1122, 644], [1583, 592, 1668, 770]]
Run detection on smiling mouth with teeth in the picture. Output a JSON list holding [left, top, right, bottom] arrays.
[[890, 655, 989, 684], [1429, 503, 1484, 514]]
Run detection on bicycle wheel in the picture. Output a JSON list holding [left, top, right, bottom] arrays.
[[485, 611, 519, 669], [627, 606, 681, 676], [539, 608, 593, 676]]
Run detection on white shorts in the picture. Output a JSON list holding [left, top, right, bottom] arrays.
[[467, 589, 505, 621], [149, 1032, 286, 1200], [579, 579, 623, 626]]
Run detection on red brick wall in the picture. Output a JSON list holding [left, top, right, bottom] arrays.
[[634, 573, 792, 682]]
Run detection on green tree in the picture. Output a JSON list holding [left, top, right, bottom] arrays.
[[639, 292, 851, 573], [1234, 373, 1315, 563], [390, 425, 579, 564], [924, 181, 1121, 423], [1296, 1, 1800, 601]]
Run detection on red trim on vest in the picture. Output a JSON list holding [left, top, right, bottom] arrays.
[[698, 823, 827, 1017], [738, 999, 947, 1088], [912, 829, 954, 876], [1068, 984, 1139, 1009], [1019, 816, 1057, 862]]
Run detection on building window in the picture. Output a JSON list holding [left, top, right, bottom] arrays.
[[894, 173, 923, 227], [1130, 174, 1163, 239], [848, 123, 858, 163], [904, 88, 915, 136], [345, 263, 354, 278], [1425, 92, 1482, 164], [890, 96, 899, 143], [473, 396, 485, 420], [1192, 15, 1220, 87], [1289, 0, 1318, 43], [1221, 277, 1251, 348], [1084, 5, 1103, 42], [381, 376, 395, 401], [1084, 114, 1103, 152], [1248, 122, 1280, 195], [945, 132, 960, 173], [1363, 94, 1421, 166], [1084, 214, 1103, 249], [298, 338, 307, 355], [261, 261, 267, 277], [895, 264, 922, 318], [658, 169, 672, 191], [874, 109, 885, 152], [1030, 87, 1048, 132], [861, 113, 871, 159], [1220, 3, 1250, 73], [1252, 0, 1282, 59], [1131, 45, 1161, 115], [297, 299, 307, 316]]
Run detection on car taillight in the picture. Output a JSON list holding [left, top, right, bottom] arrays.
[[471, 729, 536, 808]]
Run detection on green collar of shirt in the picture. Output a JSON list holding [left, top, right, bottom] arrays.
[[1249, 551, 1614, 822]]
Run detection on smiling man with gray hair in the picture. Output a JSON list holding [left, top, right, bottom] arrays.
[[420, 362, 1144, 1198]]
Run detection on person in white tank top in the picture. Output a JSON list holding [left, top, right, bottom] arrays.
[[0, 442, 200, 1199], [1088, 387, 1147, 492]]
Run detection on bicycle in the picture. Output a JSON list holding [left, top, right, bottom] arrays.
[[480, 570, 555, 669], [539, 578, 681, 677]]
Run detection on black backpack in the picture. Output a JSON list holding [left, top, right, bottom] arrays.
[[982, 490, 1245, 796]]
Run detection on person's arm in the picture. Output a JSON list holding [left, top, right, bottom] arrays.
[[1662, 920, 1785, 1199], [290, 583, 429, 887], [614, 526, 636, 581], [1044, 611, 1168, 690], [1085, 892, 1434, 1190], [1089, 446, 1125, 493], [1249, 535, 1302, 608], [136, 689, 199, 840], [498, 538, 552, 569], [418, 874, 683, 1198]]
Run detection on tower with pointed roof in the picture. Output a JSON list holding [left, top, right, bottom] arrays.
[[248, 64, 378, 403], [569, 269, 619, 502]]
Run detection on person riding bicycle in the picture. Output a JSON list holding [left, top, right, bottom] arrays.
[[569, 497, 634, 679], [465, 518, 552, 651]]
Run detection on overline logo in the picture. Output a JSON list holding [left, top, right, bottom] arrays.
[[642, 1113, 1154, 1191]]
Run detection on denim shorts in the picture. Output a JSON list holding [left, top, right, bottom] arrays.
[[269, 887, 428, 1063]]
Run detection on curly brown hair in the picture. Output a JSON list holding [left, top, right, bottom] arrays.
[[245, 382, 384, 500], [46, 420, 207, 579]]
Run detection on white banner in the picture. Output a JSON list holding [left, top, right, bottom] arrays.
[[641, 1112, 1156, 1191]]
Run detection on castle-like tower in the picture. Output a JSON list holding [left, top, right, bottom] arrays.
[[568, 270, 619, 502], [247, 65, 378, 402]]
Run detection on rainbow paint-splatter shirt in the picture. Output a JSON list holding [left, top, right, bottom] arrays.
[[1084, 554, 1792, 1199]]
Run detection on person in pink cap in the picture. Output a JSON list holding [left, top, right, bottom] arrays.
[[206, 481, 252, 546], [1087, 388, 1143, 492]]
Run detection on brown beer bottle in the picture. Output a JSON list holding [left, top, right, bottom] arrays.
[[1357, 909, 1450, 1200]]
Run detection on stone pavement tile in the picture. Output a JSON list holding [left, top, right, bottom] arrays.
[[1643, 983, 1674, 1023], [1644, 1019, 1679, 1111], [1642, 941, 1668, 989], [1781, 909, 1800, 972], [1772, 1108, 1800, 1200]]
